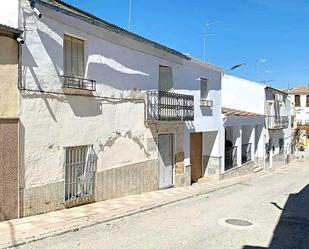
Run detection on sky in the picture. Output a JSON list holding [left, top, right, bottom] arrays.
[[64, 0, 309, 89]]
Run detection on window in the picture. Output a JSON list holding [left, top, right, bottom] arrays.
[[159, 65, 173, 92], [200, 78, 208, 99], [295, 95, 301, 107], [306, 95, 309, 107], [64, 145, 96, 203], [64, 35, 85, 77]]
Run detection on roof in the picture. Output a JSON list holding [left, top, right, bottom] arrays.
[[265, 86, 288, 96], [224, 74, 267, 88], [190, 58, 224, 73], [287, 85, 309, 95], [222, 107, 263, 117], [0, 24, 23, 38], [35, 0, 190, 60]]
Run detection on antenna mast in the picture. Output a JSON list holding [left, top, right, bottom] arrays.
[[128, 0, 132, 31]]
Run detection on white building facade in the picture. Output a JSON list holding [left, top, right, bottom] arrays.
[[0, 0, 294, 221], [221, 75, 293, 177], [221, 75, 266, 178], [288, 86, 309, 126], [265, 87, 293, 168], [0, 0, 223, 218]]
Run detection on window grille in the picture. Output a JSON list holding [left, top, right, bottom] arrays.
[[64, 145, 96, 203]]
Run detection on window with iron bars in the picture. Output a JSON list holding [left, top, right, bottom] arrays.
[[64, 145, 97, 203]]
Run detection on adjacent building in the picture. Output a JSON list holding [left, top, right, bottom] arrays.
[[221, 75, 266, 178], [0, 24, 22, 221], [287, 85, 309, 127], [264, 87, 292, 168]]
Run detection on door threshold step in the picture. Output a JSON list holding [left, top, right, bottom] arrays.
[[253, 166, 263, 173]]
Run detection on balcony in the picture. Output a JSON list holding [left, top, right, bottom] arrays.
[[266, 116, 289, 129], [146, 91, 194, 122], [61, 75, 96, 91]]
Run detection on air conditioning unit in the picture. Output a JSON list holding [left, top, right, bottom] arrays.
[[200, 99, 213, 107], [275, 94, 283, 102]]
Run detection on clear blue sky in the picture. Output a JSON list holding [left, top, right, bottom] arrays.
[[65, 0, 309, 89]]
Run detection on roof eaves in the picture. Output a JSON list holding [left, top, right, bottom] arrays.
[[0, 24, 23, 38], [35, 0, 190, 60], [222, 107, 263, 117], [265, 86, 288, 96]]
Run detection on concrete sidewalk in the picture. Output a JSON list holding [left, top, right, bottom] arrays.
[[0, 164, 294, 249]]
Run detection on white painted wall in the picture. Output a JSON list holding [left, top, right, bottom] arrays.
[[222, 74, 266, 114], [0, 0, 19, 28], [289, 94, 309, 125], [19, 1, 223, 186], [180, 59, 223, 166], [265, 88, 292, 157]]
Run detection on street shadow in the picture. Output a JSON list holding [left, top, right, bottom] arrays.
[[243, 184, 309, 249], [0, 207, 18, 248]]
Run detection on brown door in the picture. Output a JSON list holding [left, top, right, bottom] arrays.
[[190, 132, 202, 182]]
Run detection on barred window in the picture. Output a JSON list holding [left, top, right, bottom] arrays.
[[64, 145, 96, 203]]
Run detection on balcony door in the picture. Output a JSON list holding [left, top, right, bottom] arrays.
[[159, 65, 173, 92], [158, 134, 174, 189]]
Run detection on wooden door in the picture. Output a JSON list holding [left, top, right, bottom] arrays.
[[190, 132, 203, 182]]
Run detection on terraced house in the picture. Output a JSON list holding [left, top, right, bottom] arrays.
[[0, 0, 294, 222], [0, 0, 225, 220]]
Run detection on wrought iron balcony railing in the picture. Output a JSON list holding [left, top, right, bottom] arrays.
[[146, 91, 194, 121], [62, 75, 96, 91], [225, 146, 238, 171], [241, 143, 252, 164], [266, 116, 289, 129]]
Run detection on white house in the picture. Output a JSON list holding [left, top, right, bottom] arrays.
[[221, 75, 266, 178], [221, 75, 293, 176], [265, 87, 292, 168], [287, 85, 309, 126], [180, 59, 224, 183], [0, 0, 223, 219], [0, 0, 294, 221]]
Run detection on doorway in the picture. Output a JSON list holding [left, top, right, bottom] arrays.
[[190, 132, 203, 182], [158, 134, 174, 189]]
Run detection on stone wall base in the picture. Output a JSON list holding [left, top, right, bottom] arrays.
[[204, 156, 222, 180], [20, 160, 158, 217], [20, 181, 65, 218], [222, 161, 255, 180], [175, 165, 191, 187], [95, 159, 158, 201]]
